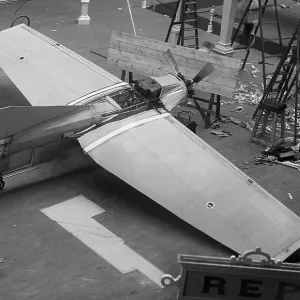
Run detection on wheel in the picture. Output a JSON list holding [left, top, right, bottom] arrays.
[[11, 15, 30, 28], [0, 180, 5, 190]]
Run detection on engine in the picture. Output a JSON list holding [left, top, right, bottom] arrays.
[[134, 78, 162, 102]]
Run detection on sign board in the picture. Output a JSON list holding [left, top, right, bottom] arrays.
[[161, 248, 300, 300]]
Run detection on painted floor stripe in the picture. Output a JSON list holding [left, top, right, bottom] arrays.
[[41, 195, 164, 287]]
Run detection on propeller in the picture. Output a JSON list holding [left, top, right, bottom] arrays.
[[163, 49, 182, 75], [192, 63, 215, 84], [163, 49, 215, 87]]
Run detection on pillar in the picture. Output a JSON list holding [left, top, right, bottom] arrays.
[[169, 0, 182, 45], [213, 0, 238, 56], [78, 0, 91, 25]]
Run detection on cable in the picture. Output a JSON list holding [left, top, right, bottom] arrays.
[[14, 0, 27, 15]]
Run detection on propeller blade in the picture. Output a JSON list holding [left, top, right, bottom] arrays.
[[163, 49, 181, 75], [192, 63, 215, 84]]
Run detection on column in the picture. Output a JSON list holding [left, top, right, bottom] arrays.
[[78, 0, 91, 25], [213, 0, 238, 56]]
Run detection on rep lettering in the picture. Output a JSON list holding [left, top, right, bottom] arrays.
[[276, 282, 300, 300], [239, 279, 262, 298], [202, 276, 226, 295]]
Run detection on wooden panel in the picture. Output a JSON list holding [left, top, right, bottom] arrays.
[[109, 40, 240, 78], [108, 48, 237, 88], [111, 31, 241, 69], [107, 31, 242, 98], [107, 57, 235, 98]]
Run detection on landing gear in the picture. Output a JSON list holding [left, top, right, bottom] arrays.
[[0, 177, 5, 190]]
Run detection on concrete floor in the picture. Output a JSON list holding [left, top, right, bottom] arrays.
[[0, 0, 300, 299]]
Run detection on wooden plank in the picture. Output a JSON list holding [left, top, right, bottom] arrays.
[[111, 30, 242, 70], [108, 48, 237, 88], [110, 39, 239, 78], [107, 57, 235, 98]]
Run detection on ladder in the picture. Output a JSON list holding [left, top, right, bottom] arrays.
[[250, 21, 300, 146], [231, 0, 285, 89], [165, 0, 199, 49]]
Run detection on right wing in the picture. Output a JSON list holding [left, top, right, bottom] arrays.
[[78, 109, 300, 261]]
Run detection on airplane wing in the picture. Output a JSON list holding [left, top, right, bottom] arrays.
[[0, 25, 124, 106], [78, 109, 300, 261]]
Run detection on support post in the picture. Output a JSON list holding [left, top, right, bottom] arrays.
[[213, 0, 238, 56], [169, 0, 182, 45], [78, 0, 91, 25]]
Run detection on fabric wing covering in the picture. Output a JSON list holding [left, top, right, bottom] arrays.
[[0, 25, 122, 106], [79, 109, 300, 261]]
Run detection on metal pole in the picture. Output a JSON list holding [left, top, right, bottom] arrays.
[[127, 0, 137, 35], [294, 20, 300, 145]]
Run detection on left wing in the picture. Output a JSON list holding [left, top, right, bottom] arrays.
[[78, 110, 300, 261], [0, 25, 124, 106]]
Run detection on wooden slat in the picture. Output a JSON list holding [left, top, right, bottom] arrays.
[[107, 57, 235, 98], [111, 30, 242, 70], [107, 31, 241, 98], [108, 48, 237, 88], [110, 39, 239, 79]]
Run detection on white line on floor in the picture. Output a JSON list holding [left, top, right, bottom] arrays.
[[41, 195, 164, 288]]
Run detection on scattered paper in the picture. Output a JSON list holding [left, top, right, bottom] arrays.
[[231, 106, 245, 113], [211, 129, 232, 138]]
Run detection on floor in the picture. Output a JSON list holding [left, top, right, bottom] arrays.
[[0, 0, 300, 299]]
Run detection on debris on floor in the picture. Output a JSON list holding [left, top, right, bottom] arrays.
[[220, 99, 234, 105], [253, 155, 276, 165], [275, 160, 300, 171], [240, 120, 255, 132], [288, 193, 293, 200], [233, 84, 263, 106], [211, 129, 232, 138], [251, 65, 260, 78], [219, 115, 241, 125], [286, 108, 300, 130], [0, 258, 3, 263], [211, 122, 222, 129], [280, 4, 292, 9], [231, 106, 245, 113], [253, 138, 300, 169]]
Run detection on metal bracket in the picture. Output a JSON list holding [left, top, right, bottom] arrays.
[[230, 247, 283, 267], [161, 274, 181, 288]]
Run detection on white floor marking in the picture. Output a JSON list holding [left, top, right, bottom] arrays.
[[41, 195, 164, 287]]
